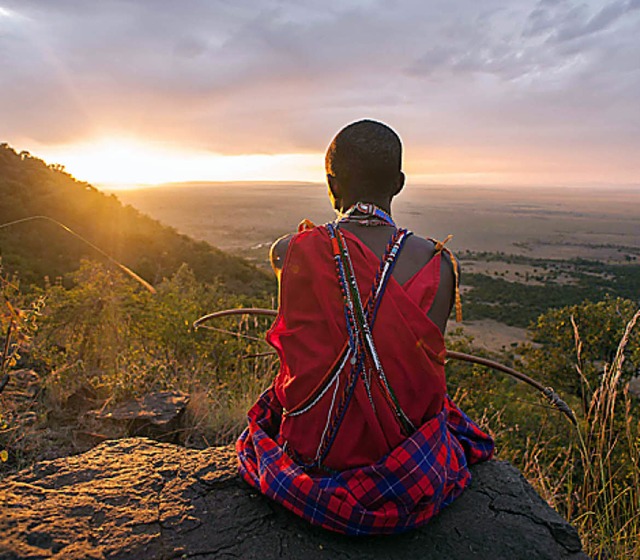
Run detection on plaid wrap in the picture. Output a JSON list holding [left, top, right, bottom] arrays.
[[237, 387, 494, 535]]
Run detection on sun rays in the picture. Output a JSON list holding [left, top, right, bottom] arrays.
[[34, 137, 324, 189]]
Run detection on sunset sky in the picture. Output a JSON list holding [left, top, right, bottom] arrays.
[[1, 0, 639, 188]]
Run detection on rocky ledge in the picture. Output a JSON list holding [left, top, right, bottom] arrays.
[[0, 438, 588, 560]]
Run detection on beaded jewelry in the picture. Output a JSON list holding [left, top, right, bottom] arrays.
[[337, 201, 396, 228]]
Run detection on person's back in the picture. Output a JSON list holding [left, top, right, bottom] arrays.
[[237, 120, 494, 535], [269, 224, 450, 471]]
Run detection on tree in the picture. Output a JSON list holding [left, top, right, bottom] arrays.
[[520, 295, 639, 409]]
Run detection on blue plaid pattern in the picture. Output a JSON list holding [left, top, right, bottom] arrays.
[[237, 387, 494, 535]]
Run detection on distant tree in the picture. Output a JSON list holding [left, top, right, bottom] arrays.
[[519, 295, 639, 411]]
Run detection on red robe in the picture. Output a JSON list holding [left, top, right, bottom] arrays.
[[236, 223, 495, 535], [268, 226, 449, 471]]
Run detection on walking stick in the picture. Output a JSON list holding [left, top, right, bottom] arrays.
[[193, 308, 577, 425]]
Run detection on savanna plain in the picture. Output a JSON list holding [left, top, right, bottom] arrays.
[[116, 182, 640, 351], [114, 182, 640, 262]]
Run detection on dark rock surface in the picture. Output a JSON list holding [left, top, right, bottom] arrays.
[[0, 438, 588, 560], [86, 391, 190, 442]]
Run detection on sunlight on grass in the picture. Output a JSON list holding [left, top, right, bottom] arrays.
[[568, 310, 640, 558]]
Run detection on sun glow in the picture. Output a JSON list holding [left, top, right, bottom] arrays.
[[33, 137, 324, 189]]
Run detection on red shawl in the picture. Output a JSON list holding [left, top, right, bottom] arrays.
[[267, 226, 448, 471]]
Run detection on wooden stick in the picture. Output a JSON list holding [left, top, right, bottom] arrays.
[[193, 308, 577, 425], [0, 216, 156, 294]]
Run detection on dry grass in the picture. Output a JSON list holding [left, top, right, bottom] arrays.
[[516, 310, 640, 559], [184, 353, 277, 447], [453, 310, 640, 558], [567, 309, 640, 558]]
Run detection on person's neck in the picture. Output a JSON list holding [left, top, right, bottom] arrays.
[[340, 197, 392, 215]]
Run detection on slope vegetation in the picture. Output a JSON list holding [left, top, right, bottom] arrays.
[[0, 143, 273, 294]]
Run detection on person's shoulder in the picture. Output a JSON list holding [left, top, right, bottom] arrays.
[[269, 224, 327, 274], [270, 233, 295, 274], [405, 233, 459, 273], [403, 233, 441, 261], [404, 233, 436, 254]]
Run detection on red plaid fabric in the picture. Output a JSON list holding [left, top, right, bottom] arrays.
[[237, 387, 494, 535]]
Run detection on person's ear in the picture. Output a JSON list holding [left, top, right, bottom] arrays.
[[327, 174, 341, 210], [393, 172, 405, 197]]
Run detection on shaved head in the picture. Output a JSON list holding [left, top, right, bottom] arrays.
[[325, 120, 403, 199]]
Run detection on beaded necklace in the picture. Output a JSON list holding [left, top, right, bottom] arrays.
[[337, 201, 395, 227]]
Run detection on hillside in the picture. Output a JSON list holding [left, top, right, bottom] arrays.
[[0, 144, 273, 294]]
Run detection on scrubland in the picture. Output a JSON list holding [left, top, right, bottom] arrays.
[[2, 148, 639, 557]]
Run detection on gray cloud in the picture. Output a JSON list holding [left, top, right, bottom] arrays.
[[0, 0, 638, 182], [548, 0, 639, 42]]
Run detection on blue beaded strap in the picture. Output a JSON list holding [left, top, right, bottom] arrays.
[[368, 230, 411, 326], [285, 350, 352, 418], [334, 226, 415, 436], [287, 223, 414, 470]]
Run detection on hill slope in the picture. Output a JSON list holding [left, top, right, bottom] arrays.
[[0, 144, 273, 294]]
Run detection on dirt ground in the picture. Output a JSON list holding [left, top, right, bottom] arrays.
[[449, 319, 530, 352]]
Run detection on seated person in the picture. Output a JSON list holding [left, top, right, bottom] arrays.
[[237, 119, 494, 535]]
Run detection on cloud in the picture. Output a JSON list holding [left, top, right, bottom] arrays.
[[0, 0, 638, 183], [547, 0, 640, 42]]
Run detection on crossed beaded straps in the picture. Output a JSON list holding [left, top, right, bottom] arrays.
[[284, 222, 414, 471]]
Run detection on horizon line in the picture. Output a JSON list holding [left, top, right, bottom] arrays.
[[98, 180, 640, 192]]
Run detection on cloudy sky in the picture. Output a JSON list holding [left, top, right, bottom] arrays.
[[1, 0, 639, 187]]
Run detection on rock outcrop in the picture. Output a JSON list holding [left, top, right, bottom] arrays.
[[0, 438, 588, 560], [86, 391, 190, 443]]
